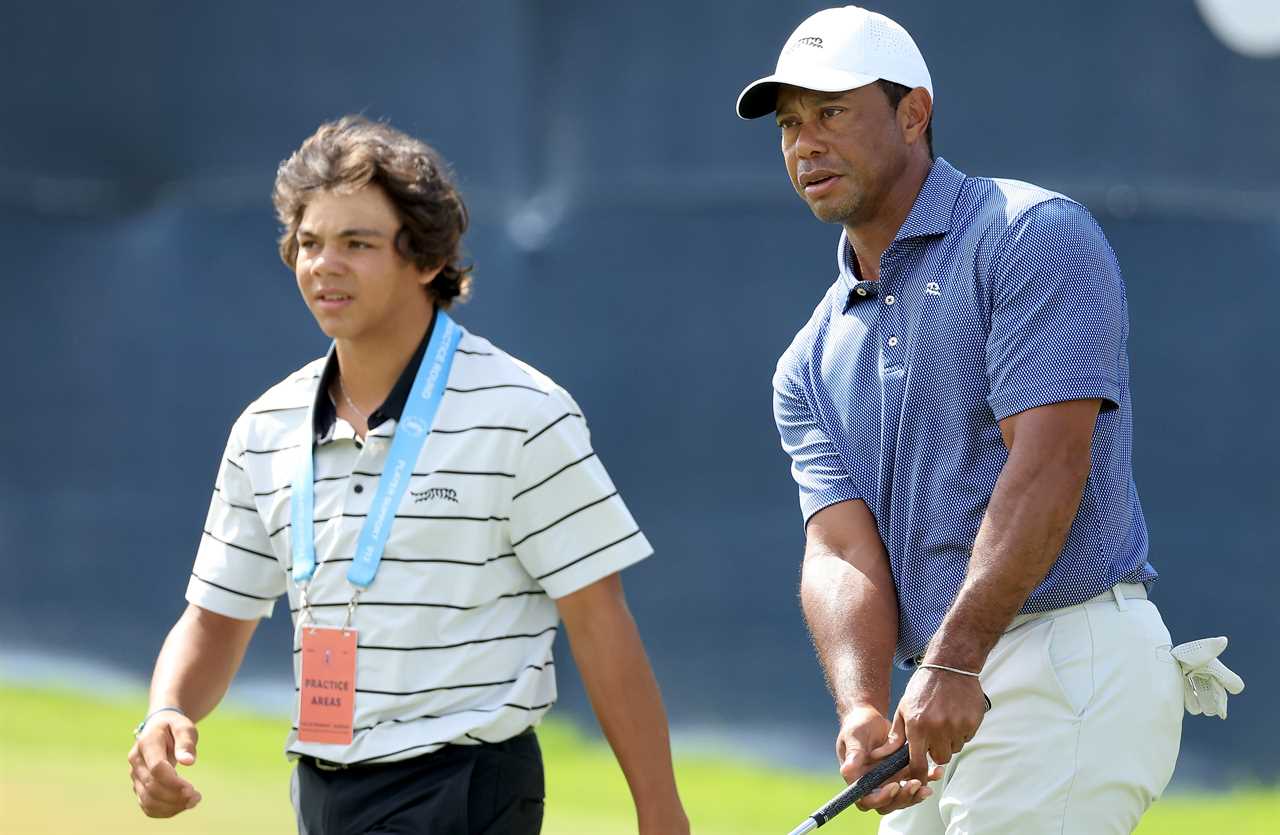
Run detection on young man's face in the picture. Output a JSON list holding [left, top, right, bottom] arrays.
[[776, 83, 910, 227], [293, 185, 437, 342]]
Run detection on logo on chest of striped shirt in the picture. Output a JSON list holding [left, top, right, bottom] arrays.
[[411, 487, 459, 504]]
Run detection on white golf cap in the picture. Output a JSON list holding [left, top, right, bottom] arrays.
[[736, 6, 933, 119]]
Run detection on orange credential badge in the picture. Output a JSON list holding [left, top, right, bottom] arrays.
[[298, 626, 357, 745]]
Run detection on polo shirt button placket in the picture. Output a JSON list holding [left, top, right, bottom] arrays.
[[881, 273, 906, 369]]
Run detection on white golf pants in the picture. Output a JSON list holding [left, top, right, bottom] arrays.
[[881, 583, 1184, 835]]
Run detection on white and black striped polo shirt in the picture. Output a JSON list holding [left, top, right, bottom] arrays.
[[186, 319, 652, 765]]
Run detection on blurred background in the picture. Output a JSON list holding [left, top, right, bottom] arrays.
[[2, 0, 1276, 794]]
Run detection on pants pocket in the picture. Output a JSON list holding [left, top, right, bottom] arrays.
[[477, 796, 544, 835], [1045, 609, 1095, 717], [468, 739, 545, 835]]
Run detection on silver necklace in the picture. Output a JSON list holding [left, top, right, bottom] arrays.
[[337, 377, 370, 422]]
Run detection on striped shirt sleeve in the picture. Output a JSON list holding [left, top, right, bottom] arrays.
[[186, 417, 287, 619], [510, 388, 652, 599]]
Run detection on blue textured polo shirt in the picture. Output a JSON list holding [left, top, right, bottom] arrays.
[[773, 158, 1156, 669]]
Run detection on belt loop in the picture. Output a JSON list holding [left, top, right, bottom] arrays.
[[1112, 584, 1128, 611]]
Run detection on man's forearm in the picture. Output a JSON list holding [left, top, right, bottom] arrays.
[[927, 428, 1092, 671], [148, 604, 258, 722], [800, 545, 898, 716]]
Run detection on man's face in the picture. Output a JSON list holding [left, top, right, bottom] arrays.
[[293, 185, 436, 342], [776, 83, 908, 226]]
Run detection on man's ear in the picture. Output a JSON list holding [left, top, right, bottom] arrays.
[[418, 264, 444, 288], [899, 87, 932, 146]]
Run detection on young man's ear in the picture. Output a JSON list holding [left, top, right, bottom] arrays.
[[418, 264, 443, 288]]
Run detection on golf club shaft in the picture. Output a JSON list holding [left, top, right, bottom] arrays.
[[785, 743, 911, 835]]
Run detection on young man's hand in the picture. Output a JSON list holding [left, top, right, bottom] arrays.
[[839, 703, 942, 814], [127, 713, 202, 817]]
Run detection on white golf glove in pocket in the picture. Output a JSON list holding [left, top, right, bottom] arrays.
[[1170, 636, 1244, 719]]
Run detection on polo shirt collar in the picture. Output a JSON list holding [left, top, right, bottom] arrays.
[[313, 310, 439, 441], [837, 157, 967, 290]]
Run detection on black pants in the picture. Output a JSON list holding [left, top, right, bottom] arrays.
[[292, 731, 544, 834]]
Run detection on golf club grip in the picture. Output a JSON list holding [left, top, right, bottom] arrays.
[[813, 744, 910, 825]]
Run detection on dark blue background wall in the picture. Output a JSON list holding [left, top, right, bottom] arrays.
[[2, 0, 1276, 786]]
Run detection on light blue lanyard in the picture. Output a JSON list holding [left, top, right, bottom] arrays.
[[291, 311, 462, 590]]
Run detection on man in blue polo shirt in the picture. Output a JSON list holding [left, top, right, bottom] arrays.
[[736, 7, 1240, 833]]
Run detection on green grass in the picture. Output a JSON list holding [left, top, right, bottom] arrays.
[[0, 683, 1273, 834]]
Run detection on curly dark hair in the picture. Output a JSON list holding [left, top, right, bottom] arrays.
[[272, 115, 473, 307], [876, 80, 934, 160]]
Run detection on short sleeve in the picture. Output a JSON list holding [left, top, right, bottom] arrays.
[[186, 418, 287, 619], [510, 389, 652, 599], [985, 199, 1127, 422], [773, 349, 862, 524]]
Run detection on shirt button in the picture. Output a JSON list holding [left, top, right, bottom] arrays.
[[856, 287, 868, 296], [888, 336, 899, 347], [884, 295, 895, 305], [353, 484, 364, 494]]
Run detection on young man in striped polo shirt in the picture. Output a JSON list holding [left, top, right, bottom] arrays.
[[127, 116, 689, 835]]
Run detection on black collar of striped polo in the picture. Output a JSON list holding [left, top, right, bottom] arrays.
[[312, 313, 439, 441]]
